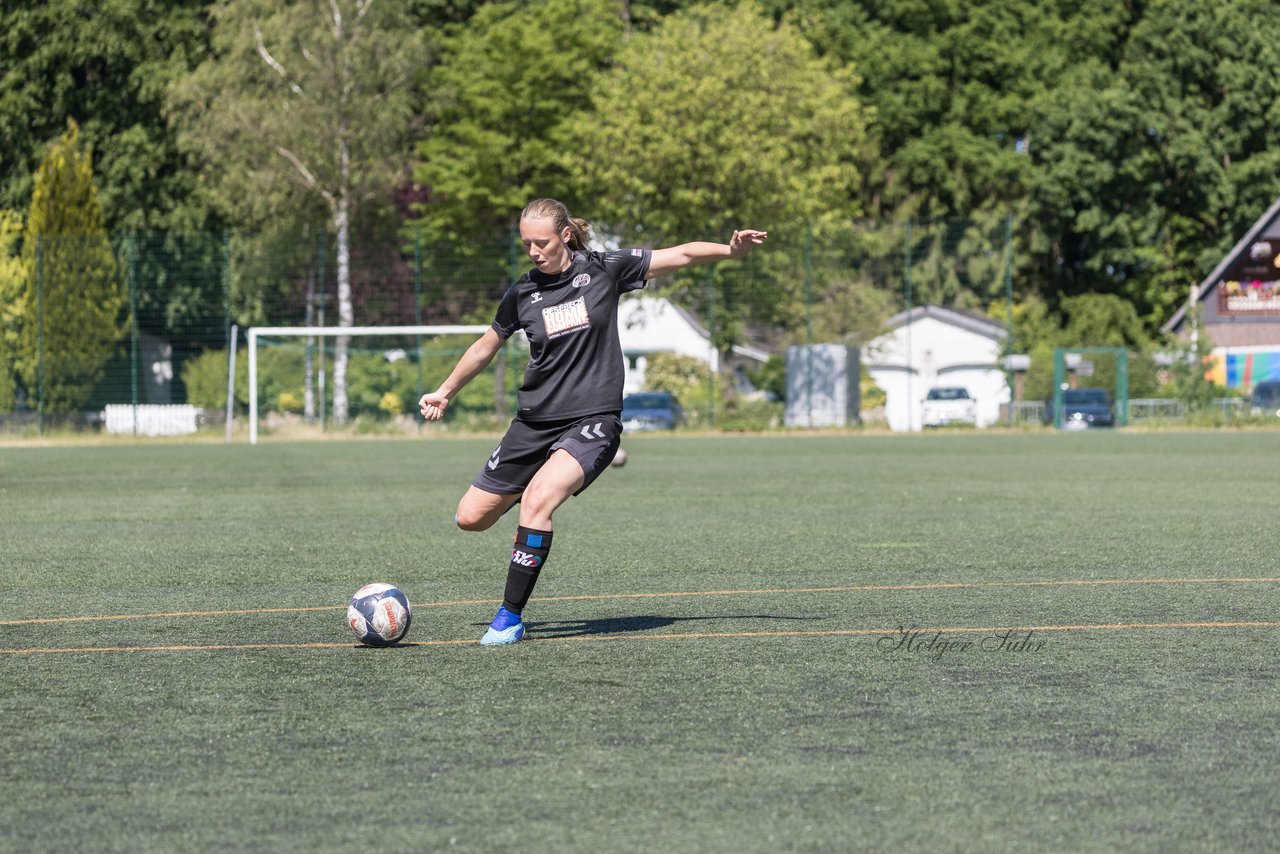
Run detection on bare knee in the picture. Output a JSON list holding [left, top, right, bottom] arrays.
[[455, 489, 518, 532], [454, 508, 494, 532], [518, 483, 561, 528]]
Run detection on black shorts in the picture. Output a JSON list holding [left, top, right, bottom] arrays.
[[472, 413, 623, 496]]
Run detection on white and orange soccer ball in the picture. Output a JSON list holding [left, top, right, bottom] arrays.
[[346, 583, 412, 647]]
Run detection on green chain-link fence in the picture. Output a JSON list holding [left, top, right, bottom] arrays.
[[1, 219, 1030, 436]]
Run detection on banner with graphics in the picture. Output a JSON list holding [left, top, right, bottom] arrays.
[[1205, 347, 1280, 389]]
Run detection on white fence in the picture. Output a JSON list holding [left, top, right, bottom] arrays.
[[1127, 399, 1186, 421], [1001, 398, 1253, 427], [1005, 401, 1046, 424], [104, 404, 200, 436], [1128, 398, 1249, 422]]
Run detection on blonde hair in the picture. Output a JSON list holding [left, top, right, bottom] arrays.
[[521, 198, 591, 251]]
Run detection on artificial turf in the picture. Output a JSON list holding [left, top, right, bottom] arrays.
[[2, 431, 1278, 851]]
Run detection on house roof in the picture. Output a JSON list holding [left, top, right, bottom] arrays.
[[619, 295, 771, 364], [666, 301, 772, 363], [884, 305, 1008, 341], [1162, 194, 1280, 334]]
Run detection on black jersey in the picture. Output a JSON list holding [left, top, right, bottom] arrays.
[[492, 248, 651, 421]]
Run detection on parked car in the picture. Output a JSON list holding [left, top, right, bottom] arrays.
[[921, 386, 977, 428], [621, 391, 684, 431], [1252, 380, 1280, 417], [1047, 387, 1115, 429]]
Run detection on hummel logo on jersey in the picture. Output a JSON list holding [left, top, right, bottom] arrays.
[[580, 422, 606, 440], [530, 292, 543, 303], [542, 296, 590, 338], [572, 273, 591, 288], [511, 549, 543, 568], [487, 446, 501, 470]]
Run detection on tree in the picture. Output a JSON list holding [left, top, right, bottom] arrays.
[[563, 1, 873, 366], [0, 211, 23, 409], [768, 0, 1128, 220], [0, 0, 214, 231], [0, 2, 231, 405], [1017, 292, 1160, 402], [15, 120, 124, 413], [169, 0, 426, 423], [568, 1, 870, 239], [412, 0, 626, 243]]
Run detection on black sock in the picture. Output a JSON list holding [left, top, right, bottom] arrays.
[[503, 526, 552, 615]]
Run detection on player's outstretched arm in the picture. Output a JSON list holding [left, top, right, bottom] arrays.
[[645, 229, 768, 280], [419, 328, 504, 421]]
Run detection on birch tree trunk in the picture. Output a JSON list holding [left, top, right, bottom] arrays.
[[330, 0, 354, 424], [170, 0, 422, 427], [333, 187, 352, 423]]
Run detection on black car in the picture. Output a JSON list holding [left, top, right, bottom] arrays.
[[1047, 387, 1115, 429], [621, 391, 684, 431]]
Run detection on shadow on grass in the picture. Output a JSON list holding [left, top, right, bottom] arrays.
[[526, 613, 810, 639]]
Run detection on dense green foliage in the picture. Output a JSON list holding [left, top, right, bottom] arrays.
[[413, 0, 626, 242], [4, 0, 1280, 412], [0, 211, 22, 409], [0, 0, 213, 231], [182, 336, 515, 421], [167, 0, 429, 422], [167, 0, 425, 232], [639, 351, 721, 427], [568, 2, 872, 239], [13, 121, 124, 413]]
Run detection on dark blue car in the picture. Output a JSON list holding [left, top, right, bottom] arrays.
[[1252, 381, 1280, 417], [1046, 387, 1115, 429], [621, 391, 684, 431]]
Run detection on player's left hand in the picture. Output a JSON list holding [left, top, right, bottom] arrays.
[[729, 229, 768, 257], [418, 391, 449, 421]]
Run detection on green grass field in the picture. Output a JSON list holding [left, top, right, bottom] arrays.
[[3, 431, 1279, 852]]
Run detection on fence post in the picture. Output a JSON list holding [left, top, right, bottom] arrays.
[[1117, 350, 1130, 426], [35, 235, 44, 436], [903, 220, 913, 431], [316, 232, 327, 430], [226, 324, 238, 443], [1002, 216, 1014, 426], [705, 264, 715, 428], [413, 229, 424, 428], [804, 225, 814, 427], [222, 231, 232, 351], [129, 232, 139, 436], [248, 327, 258, 444]]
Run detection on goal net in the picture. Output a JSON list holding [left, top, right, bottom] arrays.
[[244, 325, 520, 443]]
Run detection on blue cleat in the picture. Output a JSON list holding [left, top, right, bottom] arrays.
[[480, 606, 525, 646]]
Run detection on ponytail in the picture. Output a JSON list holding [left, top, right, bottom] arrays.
[[566, 217, 591, 251]]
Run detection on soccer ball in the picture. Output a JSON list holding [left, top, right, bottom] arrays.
[[611, 447, 628, 467], [346, 582, 412, 646]]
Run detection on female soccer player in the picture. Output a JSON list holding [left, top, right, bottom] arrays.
[[419, 198, 767, 645]]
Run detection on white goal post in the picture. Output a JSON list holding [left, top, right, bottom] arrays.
[[246, 325, 490, 444]]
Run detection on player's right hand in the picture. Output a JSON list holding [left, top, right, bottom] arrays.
[[419, 392, 449, 421]]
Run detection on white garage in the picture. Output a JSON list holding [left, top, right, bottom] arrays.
[[863, 306, 1011, 431]]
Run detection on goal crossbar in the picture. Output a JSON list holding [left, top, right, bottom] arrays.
[[246, 324, 490, 444]]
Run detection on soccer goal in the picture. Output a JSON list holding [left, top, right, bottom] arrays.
[[245, 325, 496, 444], [1050, 346, 1130, 429]]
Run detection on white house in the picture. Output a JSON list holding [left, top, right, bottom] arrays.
[[616, 295, 769, 393], [863, 306, 1010, 431]]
